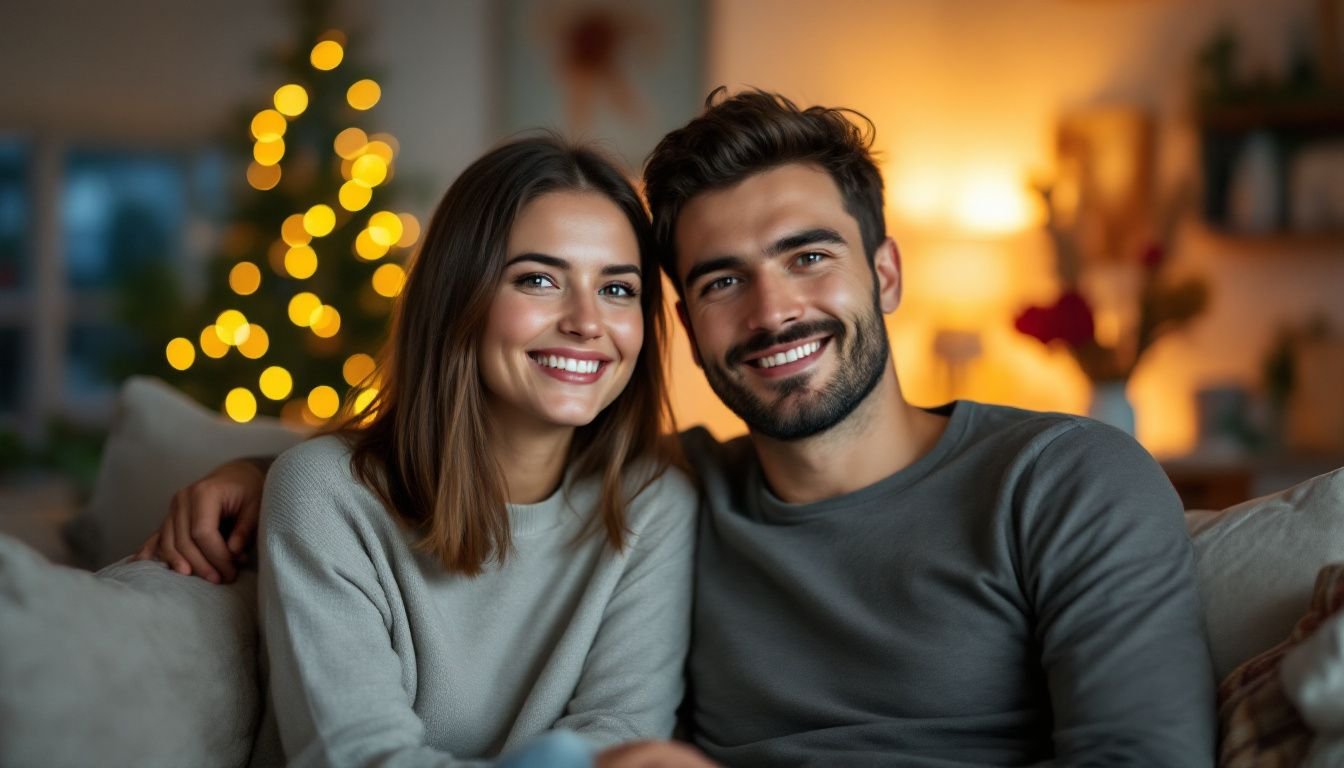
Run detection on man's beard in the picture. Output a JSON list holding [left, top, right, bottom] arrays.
[[702, 301, 890, 441]]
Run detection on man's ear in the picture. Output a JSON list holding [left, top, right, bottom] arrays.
[[873, 237, 902, 313], [675, 300, 703, 368]]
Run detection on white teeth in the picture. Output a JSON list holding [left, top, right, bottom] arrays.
[[753, 340, 822, 369], [532, 354, 601, 374]]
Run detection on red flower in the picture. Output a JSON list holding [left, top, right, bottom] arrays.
[[1014, 290, 1095, 349]]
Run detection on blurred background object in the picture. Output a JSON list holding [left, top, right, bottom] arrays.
[[1, 0, 1343, 517]]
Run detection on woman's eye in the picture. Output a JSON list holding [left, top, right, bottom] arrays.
[[598, 282, 639, 298], [515, 273, 557, 289], [703, 275, 741, 295]]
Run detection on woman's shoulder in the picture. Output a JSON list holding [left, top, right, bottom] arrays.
[[619, 462, 698, 537], [264, 434, 384, 532], [270, 433, 358, 485]]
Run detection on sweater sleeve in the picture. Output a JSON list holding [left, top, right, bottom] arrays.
[[1016, 422, 1216, 767], [550, 468, 698, 747], [258, 447, 489, 768]]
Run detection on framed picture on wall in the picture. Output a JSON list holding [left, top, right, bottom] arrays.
[[492, 0, 706, 174]]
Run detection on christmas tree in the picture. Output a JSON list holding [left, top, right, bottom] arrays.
[[160, 0, 418, 427]]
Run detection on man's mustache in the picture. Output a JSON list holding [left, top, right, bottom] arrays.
[[726, 319, 846, 367]]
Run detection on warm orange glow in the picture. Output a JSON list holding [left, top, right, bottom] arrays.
[[395, 213, 420, 248], [259, 366, 293, 400], [228, 261, 262, 295], [362, 140, 395, 164], [303, 204, 336, 237], [246, 161, 281, 190], [310, 305, 341, 338], [310, 40, 344, 71], [215, 310, 250, 346], [225, 388, 258, 423], [346, 79, 381, 110], [351, 154, 388, 187], [354, 229, 388, 261], [273, 84, 309, 117], [353, 387, 379, 414], [371, 263, 405, 297], [339, 180, 372, 211], [238, 324, 269, 359], [333, 127, 368, 159], [253, 138, 285, 167], [308, 386, 340, 419], [250, 109, 287, 142], [165, 337, 195, 371], [199, 326, 229, 358], [288, 292, 322, 327], [343, 353, 376, 386], [281, 214, 311, 246], [284, 245, 318, 279], [366, 211, 403, 246]]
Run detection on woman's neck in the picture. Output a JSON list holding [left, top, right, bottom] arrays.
[[489, 416, 575, 504]]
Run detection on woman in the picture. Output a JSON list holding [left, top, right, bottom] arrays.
[[142, 137, 699, 767]]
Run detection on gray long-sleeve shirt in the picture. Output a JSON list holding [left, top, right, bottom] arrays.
[[682, 401, 1216, 766], [253, 435, 696, 767]]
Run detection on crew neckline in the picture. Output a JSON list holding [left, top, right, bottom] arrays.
[[752, 400, 971, 521], [506, 475, 582, 537]]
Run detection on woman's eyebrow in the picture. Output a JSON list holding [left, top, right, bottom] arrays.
[[505, 253, 568, 269]]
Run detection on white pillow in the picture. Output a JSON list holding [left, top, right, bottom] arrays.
[[68, 376, 307, 569], [0, 534, 260, 768], [1189, 467, 1344, 681]]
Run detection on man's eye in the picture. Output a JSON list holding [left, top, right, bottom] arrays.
[[598, 282, 639, 298], [796, 251, 826, 267], [703, 275, 741, 295], [515, 273, 557, 289]]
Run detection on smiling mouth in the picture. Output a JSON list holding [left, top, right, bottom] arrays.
[[747, 339, 825, 369], [529, 352, 605, 374]]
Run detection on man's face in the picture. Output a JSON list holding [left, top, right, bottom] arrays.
[[673, 164, 900, 441]]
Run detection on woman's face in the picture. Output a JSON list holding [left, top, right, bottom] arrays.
[[478, 190, 645, 434]]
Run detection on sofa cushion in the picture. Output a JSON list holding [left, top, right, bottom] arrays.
[[1189, 467, 1344, 682], [68, 376, 306, 569], [0, 533, 260, 768]]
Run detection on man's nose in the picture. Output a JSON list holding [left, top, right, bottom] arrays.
[[745, 272, 803, 333]]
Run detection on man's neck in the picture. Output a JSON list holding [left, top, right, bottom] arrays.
[[749, 368, 948, 505]]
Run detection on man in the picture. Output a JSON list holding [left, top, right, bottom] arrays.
[[141, 90, 1216, 766]]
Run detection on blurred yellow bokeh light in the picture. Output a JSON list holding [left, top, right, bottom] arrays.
[[199, 326, 229, 358], [311, 305, 341, 338], [339, 180, 372, 211], [250, 109, 287, 142], [215, 309, 250, 346], [259, 366, 294, 400], [396, 213, 420, 247], [372, 263, 406, 297], [354, 229, 388, 261], [246, 162, 281, 190], [333, 127, 368, 159], [281, 213, 311, 246], [165, 337, 195, 371], [288, 292, 322, 327], [351, 155, 387, 187], [238, 324, 269, 359], [343, 353, 376, 386], [310, 40, 344, 71], [229, 261, 262, 295], [285, 245, 318, 279], [274, 84, 309, 117], [367, 211, 403, 247], [362, 140, 394, 164], [303, 204, 336, 237], [308, 385, 340, 419], [253, 138, 285, 167], [225, 388, 258, 423], [354, 387, 379, 414], [347, 79, 381, 111]]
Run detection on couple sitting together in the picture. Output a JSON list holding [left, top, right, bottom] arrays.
[[135, 89, 1216, 767]]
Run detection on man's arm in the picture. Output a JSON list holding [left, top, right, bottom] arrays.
[[132, 455, 275, 583], [1018, 421, 1216, 765]]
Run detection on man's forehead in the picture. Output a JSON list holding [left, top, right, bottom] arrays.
[[673, 164, 856, 271]]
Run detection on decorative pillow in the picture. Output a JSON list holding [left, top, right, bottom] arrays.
[[1188, 467, 1344, 681], [67, 376, 307, 569], [0, 533, 260, 768], [1282, 596, 1344, 734], [1217, 563, 1344, 768]]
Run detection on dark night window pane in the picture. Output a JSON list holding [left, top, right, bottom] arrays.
[[63, 151, 185, 290], [65, 324, 139, 402], [0, 327, 25, 411], [0, 141, 28, 291]]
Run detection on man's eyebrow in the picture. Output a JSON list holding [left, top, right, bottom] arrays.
[[766, 227, 847, 256], [684, 256, 748, 291], [506, 253, 641, 278]]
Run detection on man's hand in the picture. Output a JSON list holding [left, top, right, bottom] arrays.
[[596, 741, 719, 768], [130, 458, 268, 583]]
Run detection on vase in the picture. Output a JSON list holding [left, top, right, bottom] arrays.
[[1088, 380, 1135, 435]]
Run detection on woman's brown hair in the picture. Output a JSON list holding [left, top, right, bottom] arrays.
[[334, 136, 675, 576]]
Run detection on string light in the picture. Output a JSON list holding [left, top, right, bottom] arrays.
[[351, 154, 387, 187], [288, 292, 322, 327], [303, 204, 336, 237], [215, 310, 250, 346], [310, 305, 341, 338], [281, 214, 312, 246], [343, 353, 376, 386], [367, 211, 403, 246], [308, 385, 340, 419], [371, 263, 405, 297], [250, 110, 287, 142], [354, 387, 378, 414], [354, 229, 388, 261], [334, 127, 368, 159], [238, 325, 270, 359], [346, 79, 381, 110], [229, 262, 261, 295], [273, 84, 309, 117], [310, 40, 344, 70], [339, 180, 372, 211], [165, 338, 195, 371], [253, 138, 285, 166], [284, 245, 318, 279], [246, 162, 281, 190], [396, 213, 420, 247], [199, 326, 229, 358], [259, 366, 293, 400], [225, 388, 258, 423]]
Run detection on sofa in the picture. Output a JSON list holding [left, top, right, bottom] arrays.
[[2, 376, 1343, 767]]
